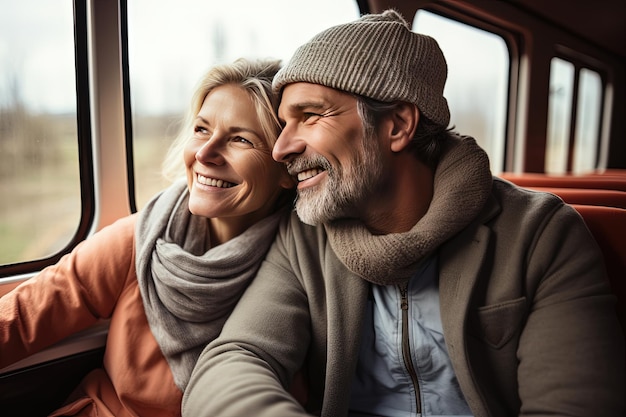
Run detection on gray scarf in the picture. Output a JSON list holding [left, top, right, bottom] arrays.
[[135, 179, 283, 391], [325, 135, 493, 285]]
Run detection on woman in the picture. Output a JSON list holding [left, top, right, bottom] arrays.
[[0, 58, 294, 416]]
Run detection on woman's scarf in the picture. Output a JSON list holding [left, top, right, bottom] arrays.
[[325, 135, 493, 285], [135, 179, 284, 391]]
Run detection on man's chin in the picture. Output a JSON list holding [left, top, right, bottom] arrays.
[[294, 202, 323, 226], [294, 196, 330, 225], [294, 185, 351, 225]]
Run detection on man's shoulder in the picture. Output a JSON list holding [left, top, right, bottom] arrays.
[[486, 176, 584, 234], [492, 176, 569, 214]]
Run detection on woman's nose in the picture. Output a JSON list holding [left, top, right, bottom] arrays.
[[195, 136, 225, 165], [272, 124, 305, 163]]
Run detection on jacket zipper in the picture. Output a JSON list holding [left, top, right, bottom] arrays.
[[400, 283, 421, 414]]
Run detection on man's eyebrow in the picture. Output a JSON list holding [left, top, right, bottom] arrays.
[[288, 101, 327, 111], [278, 101, 327, 123]]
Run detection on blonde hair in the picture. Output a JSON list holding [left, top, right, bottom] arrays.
[[161, 58, 282, 181]]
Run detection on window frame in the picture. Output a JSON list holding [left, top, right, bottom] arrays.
[[0, 0, 95, 278], [120, 0, 138, 213], [415, 4, 518, 173], [412, 5, 519, 172]]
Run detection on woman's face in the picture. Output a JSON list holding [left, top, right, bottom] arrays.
[[184, 84, 291, 234]]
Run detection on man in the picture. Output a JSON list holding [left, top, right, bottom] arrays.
[[183, 10, 625, 417]]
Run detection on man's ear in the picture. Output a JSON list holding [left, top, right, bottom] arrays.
[[388, 103, 419, 153]]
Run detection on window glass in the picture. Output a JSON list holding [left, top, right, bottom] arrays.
[[546, 57, 575, 174], [0, 0, 80, 265], [127, 0, 361, 209], [573, 68, 602, 174], [546, 58, 603, 174], [413, 10, 509, 173]]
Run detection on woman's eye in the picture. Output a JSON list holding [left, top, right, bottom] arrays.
[[233, 136, 253, 146], [194, 125, 209, 135]]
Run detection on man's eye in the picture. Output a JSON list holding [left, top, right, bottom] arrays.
[[303, 112, 322, 121]]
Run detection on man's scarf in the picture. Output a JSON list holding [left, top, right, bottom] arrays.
[[326, 135, 493, 285]]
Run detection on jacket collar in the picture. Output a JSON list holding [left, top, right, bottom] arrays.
[[438, 191, 500, 416]]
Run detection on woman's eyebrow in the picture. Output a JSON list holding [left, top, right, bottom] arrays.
[[194, 116, 260, 137]]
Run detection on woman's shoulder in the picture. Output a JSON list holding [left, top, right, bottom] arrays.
[[86, 215, 138, 248], [72, 215, 139, 270]]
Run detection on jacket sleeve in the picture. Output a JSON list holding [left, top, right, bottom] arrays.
[[183, 216, 313, 417], [0, 215, 137, 368], [517, 203, 625, 416]]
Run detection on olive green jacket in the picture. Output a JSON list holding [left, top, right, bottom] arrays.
[[184, 178, 625, 417]]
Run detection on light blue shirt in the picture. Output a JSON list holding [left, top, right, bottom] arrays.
[[349, 256, 473, 417]]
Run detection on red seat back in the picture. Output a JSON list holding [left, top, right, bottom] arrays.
[[500, 173, 626, 192], [526, 187, 626, 209], [572, 204, 626, 331]]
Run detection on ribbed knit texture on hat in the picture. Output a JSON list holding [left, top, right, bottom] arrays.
[[273, 9, 450, 127]]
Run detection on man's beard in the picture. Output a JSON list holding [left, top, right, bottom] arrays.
[[289, 134, 384, 225]]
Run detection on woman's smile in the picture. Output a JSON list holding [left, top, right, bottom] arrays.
[[196, 173, 236, 189]]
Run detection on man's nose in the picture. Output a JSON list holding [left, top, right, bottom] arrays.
[[272, 124, 305, 163]]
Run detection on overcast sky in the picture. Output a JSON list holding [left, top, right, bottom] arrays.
[[0, 0, 359, 114], [0, 0, 509, 151], [1, 0, 516, 172], [0, 0, 76, 113]]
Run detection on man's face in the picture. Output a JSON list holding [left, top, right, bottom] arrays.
[[273, 82, 385, 225]]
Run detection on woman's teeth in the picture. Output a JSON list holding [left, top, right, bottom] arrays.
[[197, 174, 235, 188]]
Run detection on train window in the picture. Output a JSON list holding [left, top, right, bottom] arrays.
[[413, 10, 509, 173], [573, 68, 602, 173], [126, 0, 361, 210], [546, 57, 603, 174], [0, 1, 80, 265], [546, 58, 575, 174]]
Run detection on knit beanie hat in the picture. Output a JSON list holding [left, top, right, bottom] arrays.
[[273, 9, 450, 127]]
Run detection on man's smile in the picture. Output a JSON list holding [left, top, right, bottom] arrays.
[[297, 168, 325, 182]]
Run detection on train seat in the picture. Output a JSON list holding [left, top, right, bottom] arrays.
[[589, 169, 626, 178], [524, 187, 626, 209], [571, 204, 626, 332], [500, 172, 626, 192]]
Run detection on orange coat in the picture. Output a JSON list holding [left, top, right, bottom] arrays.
[[0, 215, 182, 416]]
